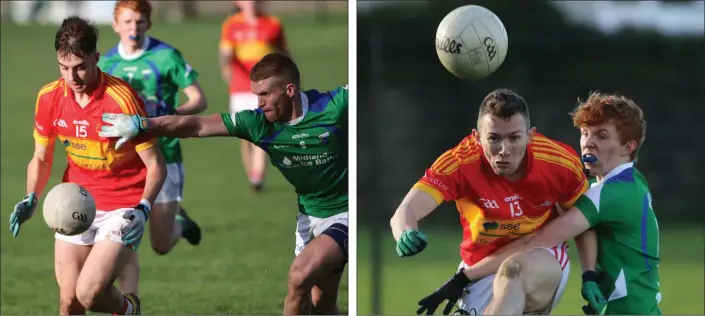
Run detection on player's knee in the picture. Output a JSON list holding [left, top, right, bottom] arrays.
[[311, 291, 339, 315], [75, 278, 102, 310], [497, 257, 523, 280], [287, 262, 314, 293], [151, 243, 172, 255]]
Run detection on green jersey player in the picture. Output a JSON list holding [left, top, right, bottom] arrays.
[[99, 53, 348, 315], [457, 92, 660, 315], [97, 0, 207, 295]]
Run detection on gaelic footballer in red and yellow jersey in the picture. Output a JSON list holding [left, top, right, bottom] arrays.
[[219, 9, 287, 94], [33, 71, 157, 211], [413, 133, 589, 267]]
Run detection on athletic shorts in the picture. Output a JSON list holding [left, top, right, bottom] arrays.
[[457, 242, 571, 315], [155, 163, 184, 204], [55, 208, 133, 246], [229, 92, 258, 113], [295, 212, 348, 262]]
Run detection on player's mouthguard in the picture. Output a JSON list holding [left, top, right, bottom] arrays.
[[582, 154, 597, 164], [128, 35, 140, 40]]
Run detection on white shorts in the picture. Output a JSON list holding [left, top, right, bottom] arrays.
[[294, 212, 348, 257], [155, 163, 184, 204], [457, 242, 571, 315], [55, 208, 132, 246], [229, 92, 258, 113]]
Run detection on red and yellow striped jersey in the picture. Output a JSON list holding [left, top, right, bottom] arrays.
[[220, 13, 286, 93], [33, 72, 157, 211], [413, 133, 588, 266]]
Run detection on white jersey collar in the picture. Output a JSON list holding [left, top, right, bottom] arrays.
[[284, 91, 309, 126], [117, 36, 152, 60], [598, 162, 634, 183]]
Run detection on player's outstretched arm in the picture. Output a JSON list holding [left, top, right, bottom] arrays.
[[100, 113, 232, 146], [147, 114, 231, 138], [462, 207, 592, 281]]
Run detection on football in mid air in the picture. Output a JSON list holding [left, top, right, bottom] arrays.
[[42, 182, 96, 236], [435, 5, 508, 80]]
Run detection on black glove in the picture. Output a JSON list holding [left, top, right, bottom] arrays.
[[417, 268, 473, 315]]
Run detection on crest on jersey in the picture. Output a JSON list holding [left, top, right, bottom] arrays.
[[318, 132, 330, 145]]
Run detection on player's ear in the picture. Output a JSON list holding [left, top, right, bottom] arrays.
[[528, 127, 536, 142], [112, 20, 120, 33], [471, 129, 480, 143], [285, 83, 296, 97], [624, 140, 637, 158]]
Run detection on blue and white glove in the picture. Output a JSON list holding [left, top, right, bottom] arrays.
[[8, 193, 37, 237], [121, 200, 151, 251], [99, 113, 148, 150]]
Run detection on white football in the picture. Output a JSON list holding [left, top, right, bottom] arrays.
[[42, 182, 96, 236], [435, 5, 508, 80]]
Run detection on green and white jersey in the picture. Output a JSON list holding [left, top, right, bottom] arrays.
[[574, 162, 662, 315], [220, 86, 348, 218], [98, 36, 199, 164]]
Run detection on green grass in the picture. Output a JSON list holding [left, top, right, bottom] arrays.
[[357, 225, 704, 315], [1, 13, 347, 315]]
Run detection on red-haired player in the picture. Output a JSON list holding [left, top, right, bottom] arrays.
[[8, 16, 166, 315]]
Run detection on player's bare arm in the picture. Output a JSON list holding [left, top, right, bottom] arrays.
[[574, 229, 598, 271], [147, 114, 231, 138], [136, 146, 167, 206], [175, 82, 208, 115], [390, 188, 439, 242], [26, 141, 56, 196]]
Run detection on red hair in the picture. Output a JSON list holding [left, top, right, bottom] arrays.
[[114, 0, 153, 21], [571, 91, 646, 160]]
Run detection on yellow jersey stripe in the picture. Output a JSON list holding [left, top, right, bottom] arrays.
[[533, 137, 582, 166], [35, 80, 61, 114], [412, 182, 444, 205], [559, 179, 589, 209], [534, 152, 584, 179], [105, 76, 145, 116], [532, 145, 583, 171]]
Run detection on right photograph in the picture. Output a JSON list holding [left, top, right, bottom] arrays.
[[356, 1, 704, 315]]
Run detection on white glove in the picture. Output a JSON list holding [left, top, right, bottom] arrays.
[[99, 113, 147, 150]]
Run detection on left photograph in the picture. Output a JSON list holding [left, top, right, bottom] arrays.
[[0, 1, 349, 315]]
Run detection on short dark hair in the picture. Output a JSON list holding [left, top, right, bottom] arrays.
[[478, 88, 530, 128], [249, 53, 301, 87], [54, 16, 99, 58]]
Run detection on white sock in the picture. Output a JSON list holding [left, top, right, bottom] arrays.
[[122, 297, 134, 315]]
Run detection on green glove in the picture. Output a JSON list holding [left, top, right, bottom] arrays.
[[581, 271, 607, 315], [9, 193, 38, 237], [396, 229, 428, 257]]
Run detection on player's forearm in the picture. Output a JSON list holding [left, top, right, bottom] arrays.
[[26, 153, 53, 196], [147, 115, 203, 138], [574, 229, 598, 272], [140, 155, 167, 206], [390, 188, 439, 241]]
